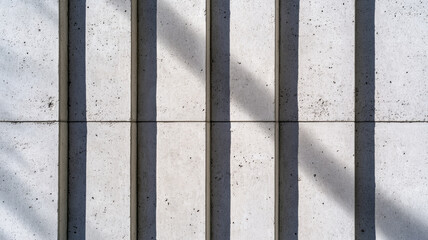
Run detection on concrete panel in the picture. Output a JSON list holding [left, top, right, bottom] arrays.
[[374, 123, 428, 239], [0, 123, 58, 239], [229, 0, 275, 121], [155, 0, 206, 121], [280, 123, 354, 239], [0, 1, 59, 121], [68, 122, 130, 239], [228, 122, 275, 239], [374, 0, 428, 121], [155, 123, 206, 239], [69, 0, 132, 121], [280, 0, 354, 121]]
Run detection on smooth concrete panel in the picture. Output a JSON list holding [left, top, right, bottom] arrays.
[[229, 122, 275, 239], [155, 0, 206, 121], [156, 123, 206, 239], [280, 0, 354, 121], [0, 123, 58, 239], [0, 1, 59, 121], [280, 123, 354, 239], [374, 123, 428, 239], [68, 122, 130, 239], [69, 0, 132, 121], [374, 0, 428, 121], [229, 0, 275, 121]]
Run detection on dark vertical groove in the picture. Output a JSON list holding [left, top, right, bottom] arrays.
[[137, 0, 157, 239], [274, 0, 280, 238], [355, 0, 376, 239], [206, 0, 211, 238], [58, 0, 69, 238], [210, 0, 231, 239], [279, 0, 300, 239], [130, 0, 138, 239], [67, 0, 87, 239]]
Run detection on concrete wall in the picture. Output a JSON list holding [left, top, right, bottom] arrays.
[[0, 0, 427, 239]]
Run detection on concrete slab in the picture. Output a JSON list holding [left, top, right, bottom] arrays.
[[69, 0, 132, 121], [280, 0, 355, 121], [153, 122, 206, 239], [0, 1, 59, 121], [225, 122, 275, 239], [68, 122, 131, 239], [280, 123, 354, 239], [374, 0, 428, 121], [229, 0, 275, 121], [153, 0, 206, 121], [0, 123, 58, 239], [374, 123, 428, 239]]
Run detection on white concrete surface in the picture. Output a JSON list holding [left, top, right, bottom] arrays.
[[0, 123, 58, 240], [155, 123, 206, 239], [229, 122, 275, 239], [280, 0, 355, 121], [156, 0, 206, 121], [230, 0, 275, 121], [374, 0, 428, 121], [375, 123, 428, 239], [68, 122, 131, 239], [0, 1, 59, 121], [280, 123, 355, 239], [69, 0, 132, 121]]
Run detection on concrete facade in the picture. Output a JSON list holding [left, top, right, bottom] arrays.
[[0, 0, 427, 239]]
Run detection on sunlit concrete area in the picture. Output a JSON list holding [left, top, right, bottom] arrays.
[[0, 0, 427, 239]]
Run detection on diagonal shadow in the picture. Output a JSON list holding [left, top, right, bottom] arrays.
[[148, 1, 428, 239]]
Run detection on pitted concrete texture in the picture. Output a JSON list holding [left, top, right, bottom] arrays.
[[280, 0, 355, 121], [229, 0, 275, 121], [154, 123, 206, 239], [69, 0, 132, 121], [229, 122, 275, 239], [0, 1, 59, 121], [0, 123, 58, 240], [155, 0, 206, 121], [68, 122, 131, 239], [374, 0, 428, 121], [280, 123, 355, 239], [375, 123, 428, 239]]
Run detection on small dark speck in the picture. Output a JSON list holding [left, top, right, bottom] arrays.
[[361, 229, 365, 232], [313, 174, 316, 177]]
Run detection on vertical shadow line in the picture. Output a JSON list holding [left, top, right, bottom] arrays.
[[279, 0, 300, 239], [58, 0, 69, 238], [68, 0, 87, 239], [130, 0, 138, 239], [210, 0, 231, 239], [137, 0, 157, 239], [206, 0, 211, 239], [275, 0, 280, 238], [355, 0, 376, 239]]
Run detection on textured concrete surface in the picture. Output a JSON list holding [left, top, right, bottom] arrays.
[[68, 122, 131, 239], [0, 123, 58, 240], [374, 0, 428, 121], [0, 1, 59, 121], [155, 0, 206, 121], [154, 123, 206, 239], [280, 0, 355, 121], [280, 123, 355, 239], [375, 123, 428, 239], [229, 123, 275, 239], [229, 0, 275, 121], [69, 0, 132, 121]]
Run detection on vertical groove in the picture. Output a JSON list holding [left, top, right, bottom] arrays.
[[205, 0, 211, 238], [58, 0, 69, 239], [130, 0, 138, 239], [274, 0, 280, 238]]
